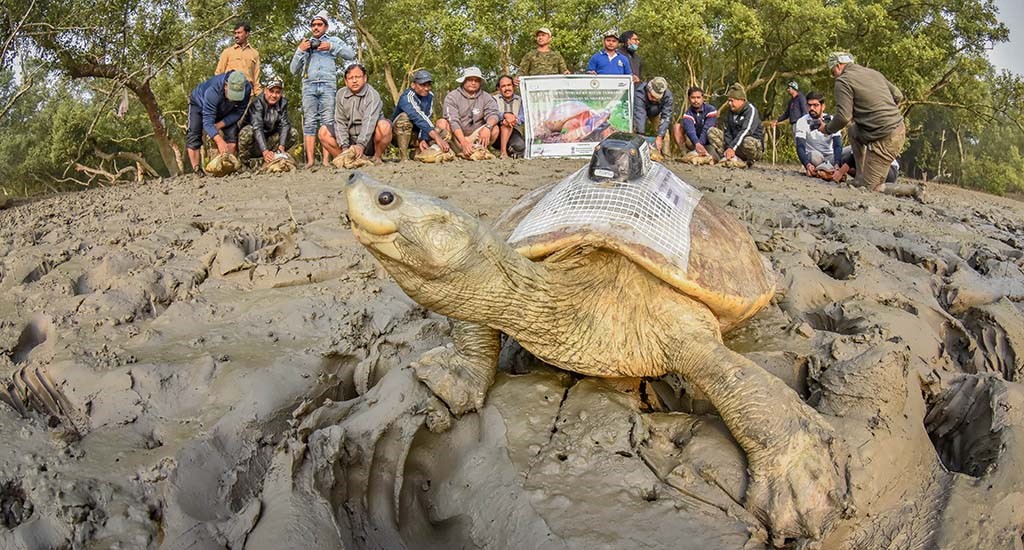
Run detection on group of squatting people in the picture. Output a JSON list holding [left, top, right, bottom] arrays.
[[186, 12, 920, 196]]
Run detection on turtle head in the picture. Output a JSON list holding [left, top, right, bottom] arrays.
[[345, 172, 501, 316]]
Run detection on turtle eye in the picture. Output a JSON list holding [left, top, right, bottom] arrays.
[[377, 191, 396, 208]]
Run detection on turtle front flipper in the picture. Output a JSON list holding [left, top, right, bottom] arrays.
[[677, 340, 850, 547], [412, 321, 500, 416]]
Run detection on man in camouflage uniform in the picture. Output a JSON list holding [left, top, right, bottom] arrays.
[[514, 27, 570, 86], [708, 83, 764, 167], [238, 78, 298, 163]]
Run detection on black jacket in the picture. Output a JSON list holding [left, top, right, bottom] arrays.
[[723, 101, 764, 150], [248, 95, 291, 152]]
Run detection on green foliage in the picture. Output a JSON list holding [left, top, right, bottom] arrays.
[[0, 0, 1021, 197]]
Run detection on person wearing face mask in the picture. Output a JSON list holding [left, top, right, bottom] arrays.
[[618, 30, 641, 83]]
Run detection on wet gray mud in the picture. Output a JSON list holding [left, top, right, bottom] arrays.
[[0, 160, 1022, 548]]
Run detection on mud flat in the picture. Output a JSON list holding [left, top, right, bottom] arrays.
[[1, 159, 1022, 548]]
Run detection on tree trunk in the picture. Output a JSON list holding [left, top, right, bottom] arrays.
[[66, 62, 180, 177]]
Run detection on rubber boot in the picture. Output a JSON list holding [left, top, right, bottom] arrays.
[[393, 115, 413, 158]]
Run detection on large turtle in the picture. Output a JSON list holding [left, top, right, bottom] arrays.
[[534, 100, 614, 143], [344, 134, 848, 546]]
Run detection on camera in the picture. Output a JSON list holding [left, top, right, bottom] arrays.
[[308, 38, 322, 50], [808, 113, 832, 131]]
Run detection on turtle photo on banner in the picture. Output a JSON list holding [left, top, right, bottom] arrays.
[[520, 75, 633, 158]]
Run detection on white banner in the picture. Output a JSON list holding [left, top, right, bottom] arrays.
[[520, 75, 634, 159]]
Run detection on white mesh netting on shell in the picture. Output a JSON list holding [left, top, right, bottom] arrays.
[[507, 163, 703, 274]]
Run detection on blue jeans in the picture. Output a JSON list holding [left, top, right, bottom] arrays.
[[301, 81, 337, 136]]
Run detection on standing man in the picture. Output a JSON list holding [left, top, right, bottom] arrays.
[[215, 21, 261, 95], [515, 27, 570, 86], [392, 69, 450, 161], [633, 77, 672, 154], [769, 80, 807, 134], [794, 91, 843, 178], [289, 10, 356, 168], [618, 30, 641, 83], [707, 83, 764, 167], [319, 64, 392, 165], [238, 78, 298, 163], [672, 86, 718, 160], [494, 75, 525, 158], [186, 71, 251, 176], [586, 29, 632, 76], [442, 67, 499, 158], [818, 51, 918, 196]]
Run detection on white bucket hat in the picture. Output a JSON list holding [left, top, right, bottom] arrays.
[[456, 66, 484, 83]]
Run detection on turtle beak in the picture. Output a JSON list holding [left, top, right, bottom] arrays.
[[346, 172, 399, 236], [346, 172, 403, 261]]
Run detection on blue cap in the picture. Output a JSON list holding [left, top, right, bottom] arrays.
[[411, 69, 433, 84]]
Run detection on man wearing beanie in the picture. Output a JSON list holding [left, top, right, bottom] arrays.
[[708, 83, 764, 167], [818, 51, 922, 198], [617, 30, 641, 83]]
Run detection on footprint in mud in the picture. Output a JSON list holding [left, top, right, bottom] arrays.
[[815, 248, 857, 281], [924, 374, 1004, 478], [0, 479, 33, 529], [959, 300, 1024, 382], [211, 231, 290, 276], [11, 316, 53, 364]]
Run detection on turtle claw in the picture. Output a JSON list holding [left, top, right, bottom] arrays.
[[2, 365, 83, 437], [744, 415, 848, 547], [297, 366, 451, 538], [411, 344, 494, 416]]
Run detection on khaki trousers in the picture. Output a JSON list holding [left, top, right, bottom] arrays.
[[849, 122, 905, 191]]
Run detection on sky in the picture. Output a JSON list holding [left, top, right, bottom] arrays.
[[990, 0, 1023, 75]]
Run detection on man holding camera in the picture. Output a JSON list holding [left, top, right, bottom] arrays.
[[794, 91, 842, 178], [238, 78, 298, 164], [289, 10, 356, 168]]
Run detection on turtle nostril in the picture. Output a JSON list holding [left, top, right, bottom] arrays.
[[378, 191, 395, 206]]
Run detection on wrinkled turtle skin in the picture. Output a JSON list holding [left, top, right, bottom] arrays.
[[205, 153, 241, 176], [415, 145, 456, 164], [332, 148, 375, 169], [259, 155, 297, 174], [345, 167, 850, 547]]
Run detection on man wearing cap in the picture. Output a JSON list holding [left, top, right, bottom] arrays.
[[672, 86, 719, 160], [494, 75, 526, 158], [794, 91, 843, 178], [818, 51, 918, 196], [618, 31, 641, 83], [633, 77, 673, 154], [770, 80, 808, 133], [586, 29, 632, 76], [392, 69, 451, 161], [515, 28, 570, 86], [319, 64, 391, 164], [707, 83, 764, 167], [186, 70, 252, 176], [289, 10, 356, 168], [215, 21, 261, 95], [442, 67, 500, 158], [237, 78, 298, 163]]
